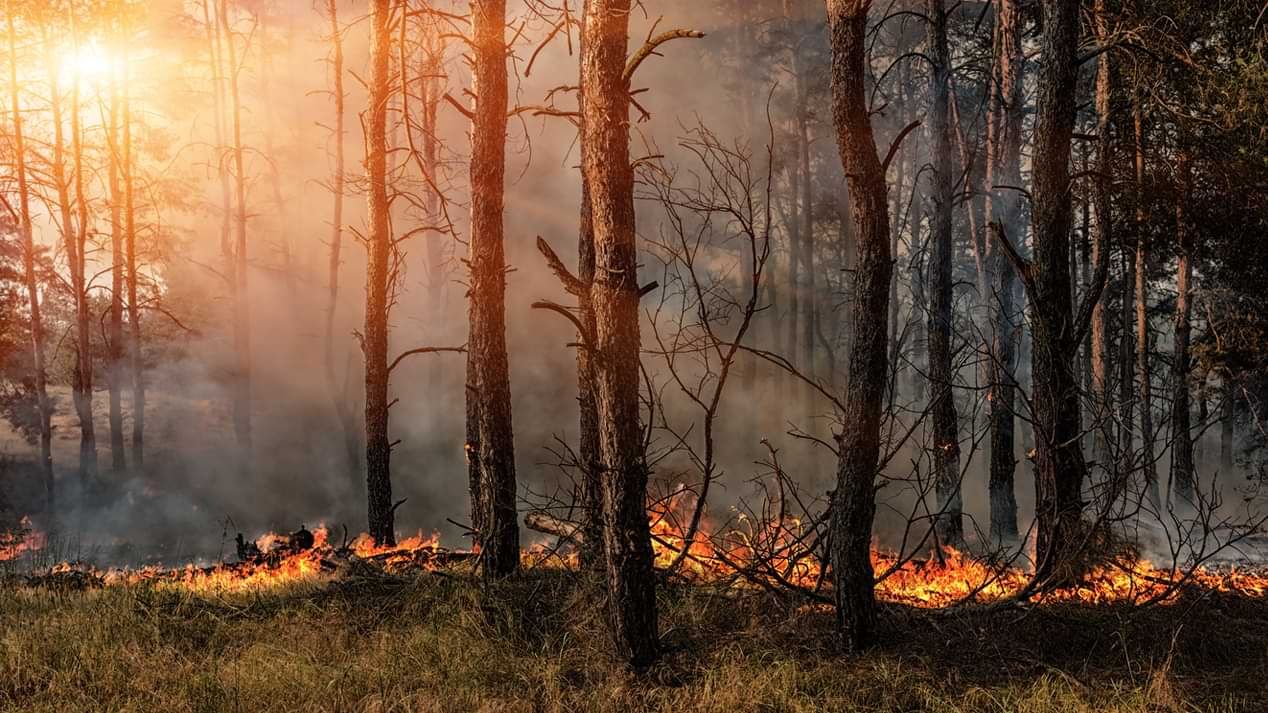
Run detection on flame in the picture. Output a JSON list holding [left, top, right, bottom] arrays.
[[0, 517, 47, 561], [13, 497, 1268, 606]]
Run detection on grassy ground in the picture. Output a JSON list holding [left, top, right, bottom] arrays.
[[1, 569, 1264, 713]]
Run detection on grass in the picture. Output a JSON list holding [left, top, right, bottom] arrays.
[[0, 569, 1264, 712]]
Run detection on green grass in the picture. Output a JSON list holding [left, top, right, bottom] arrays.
[[1, 570, 1263, 712]]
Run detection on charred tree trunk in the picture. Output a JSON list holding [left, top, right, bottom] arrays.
[[364, 0, 395, 546], [581, 0, 658, 669], [7, 7, 53, 511], [826, 0, 892, 653], [322, 0, 361, 480], [1017, 0, 1088, 585], [925, 0, 962, 544], [984, 0, 1024, 543], [1170, 152, 1194, 505], [467, 0, 520, 578]]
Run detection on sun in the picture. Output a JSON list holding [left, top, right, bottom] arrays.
[[60, 40, 116, 88]]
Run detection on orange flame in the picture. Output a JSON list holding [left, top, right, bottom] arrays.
[[0, 517, 47, 561]]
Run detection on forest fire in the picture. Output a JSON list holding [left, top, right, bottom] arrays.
[[0, 0, 1265, 705], [8, 507, 1268, 608]]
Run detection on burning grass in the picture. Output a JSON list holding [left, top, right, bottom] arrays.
[[1, 568, 1265, 712]]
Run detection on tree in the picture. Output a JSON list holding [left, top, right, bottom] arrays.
[[217, 0, 251, 456], [364, 0, 395, 546], [46, 16, 98, 487], [924, 0, 961, 544], [466, 0, 519, 578], [5, 1, 53, 511], [581, 0, 659, 669], [1171, 151, 1194, 503], [320, 0, 360, 480], [984, 0, 1024, 543], [825, 0, 893, 652], [1087, 0, 1112, 481], [1132, 92, 1159, 508], [575, 0, 603, 567], [996, 0, 1104, 584]]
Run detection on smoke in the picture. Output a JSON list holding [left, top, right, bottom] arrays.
[[1, 0, 1259, 569]]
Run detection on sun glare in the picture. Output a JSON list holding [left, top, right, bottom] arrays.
[[60, 40, 116, 88]]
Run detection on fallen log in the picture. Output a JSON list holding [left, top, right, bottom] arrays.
[[524, 511, 585, 544]]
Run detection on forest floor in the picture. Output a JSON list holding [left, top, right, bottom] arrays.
[[1, 568, 1264, 713]]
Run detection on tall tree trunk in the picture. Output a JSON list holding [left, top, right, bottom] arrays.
[[107, 72, 126, 473], [48, 28, 97, 488], [799, 97, 816, 418], [581, 0, 658, 669], [1118, 246, 1136, 477], [70, 59, 96, 488], [205, 0, 232, 261], [322, 0, 361, 480], [925, 0, 961, 544], [1088, 0, 1113, 477], [364, 0, 395, 546], [420, 33, 446, 399], [7, 7, 53, 512], [826, 0, 892, 653], [1022, 0, 1087, 584], [219, 0, 251, 455], [783, 1, 802, 404], [467, 0, 519, 578], [576, 0, 603, 568], [1170, 152, 1194, 505], [1133, 97, 1158, 508], [985, 0, 1023, 543], [122, 44, 144, 470]]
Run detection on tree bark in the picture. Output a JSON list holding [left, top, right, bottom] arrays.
[[984, 0, 1023, 543], [1133, 97, 1158, 508], [581, 0, 659, 669], [1170, 152, 1194, 504], [364, 0, 395, 546], [576, 0, 603, 568], [1024, 0, 1086, 585], [826, 0, 892, 653], [7, 6, 53, 511], [925, 0, 962, 544], [1088, 0, 1113, 476], [467, 0, 520, 578]]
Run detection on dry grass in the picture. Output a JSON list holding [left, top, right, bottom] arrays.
[[0, 570, 1263, 712]]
